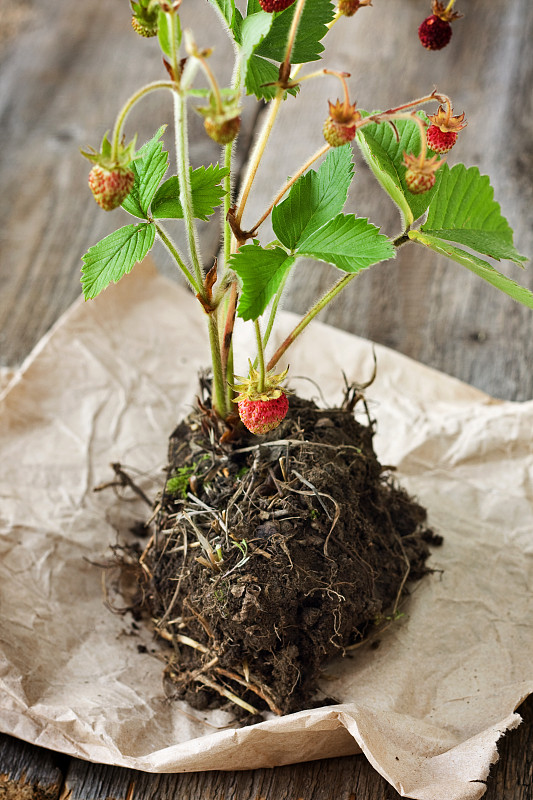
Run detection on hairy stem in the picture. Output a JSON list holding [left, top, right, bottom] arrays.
[[155, 223, 200, 292], [111, 81, 176, 161], [266, 273, 357, 372], [254, 319, 266, 392]]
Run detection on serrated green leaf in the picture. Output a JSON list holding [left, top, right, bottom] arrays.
[[409, 230, 533, 309], [190, 163, 230, 220], [231, 244, 295, 321], [356, 112, 439, 229], [244, 54, 298, 101], [272, 145, 353, 249], [81, 223, 155, 300], [121, 126, 168, 218], [421, 164, 527, 265], [255, 0, 334, 64], [151, 163, 229, 220], [297, 214, 395, 272]]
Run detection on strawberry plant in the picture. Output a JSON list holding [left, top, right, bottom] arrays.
[[81, 0, 530, 716]]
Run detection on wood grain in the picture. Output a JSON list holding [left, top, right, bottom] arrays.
[[0, 0, 531, 798], [0, 734, 62, 800]]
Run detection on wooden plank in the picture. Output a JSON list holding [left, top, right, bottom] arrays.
[[59, 694, 533, 800], [0, 734, 63, 800]]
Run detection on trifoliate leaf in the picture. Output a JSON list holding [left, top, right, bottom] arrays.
[[255, 0, 335, 64], [297, 214, 395, 272], [409, 230, 533, 309], [231, 243, 296, 321], [81, 223, 155, 300], [356, 112, 439, 229], [151, 164, 229, 220], [272, 145, 354, 249], [421, 164, 527, 265], [121, 126, 168, 219]]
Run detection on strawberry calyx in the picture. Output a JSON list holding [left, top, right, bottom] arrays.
[[232, 363, 289, 404], [196, 93, 242, 145], [80, 131, 138, 173], [431, 0, 462, 23], [427, 104, 467, 133]]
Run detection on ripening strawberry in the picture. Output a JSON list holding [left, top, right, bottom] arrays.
[[82, 131, 138, 212], [418, 1, 461, 51], [259, 0, 296, 10], [403, 152, 443, 195], [238, 394, 289, 435], [204, 115, 241, 145], [88, 164, 135, 211], [323, 99, 360, 147]]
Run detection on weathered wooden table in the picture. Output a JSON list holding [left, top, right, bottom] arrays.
[[1, 1, 531, 798]]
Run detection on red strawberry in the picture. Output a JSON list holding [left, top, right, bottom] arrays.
[[238, 393, 289, 435], [259, 0, 296, 11], [418, 1, 461, 51], [418, 15, 452, 50], [426, 105, 467, 154], [427, 125, 457, 154], [88, 164, 135, 211]]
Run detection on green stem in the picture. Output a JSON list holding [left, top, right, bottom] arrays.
[[253, 269, 290, 371], [266, 273, 357, 372], [208, 313, 228, 418], [254, 319, 266, 393], [235, 92, 283, 228], [155, 223, 200, 293], [173, 89, 205, 294], [111, 81, 176, 161]]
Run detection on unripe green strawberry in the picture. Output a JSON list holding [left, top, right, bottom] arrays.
[[238, 394, 289, 435], [259, 0, 296, 11], [426, 125, 457, 154], [88, 165, 135, 211], [131, 15, 158, 37], [130, 0, 158, 37], [204, 115, 241, 145]]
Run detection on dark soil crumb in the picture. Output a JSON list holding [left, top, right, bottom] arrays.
[[142, 393, 435, 718]]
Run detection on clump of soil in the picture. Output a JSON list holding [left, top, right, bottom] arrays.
[[143, 386, 435, 718]]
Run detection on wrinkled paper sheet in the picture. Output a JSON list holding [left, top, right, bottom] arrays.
[[0, 261, 531, 800]]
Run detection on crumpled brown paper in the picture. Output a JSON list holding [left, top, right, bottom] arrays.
[[0, 261, 531, 800]]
